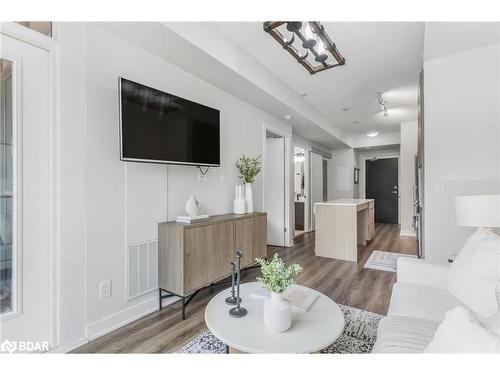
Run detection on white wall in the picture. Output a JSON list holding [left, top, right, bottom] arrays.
[[328, 148, 359, 200], [350, 131, 401, 149], [400, 121, 418, 236], [57, 22, 88, 351], [56, 23, 293, 351], [424, 43, 500, 262]]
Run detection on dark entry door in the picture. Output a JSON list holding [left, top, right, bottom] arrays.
[[366, 158, 398, 223]]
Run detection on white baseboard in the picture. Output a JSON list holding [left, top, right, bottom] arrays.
[[86, 293, 179, 342], [400, 229, 416, 237], [51, 338, 89, 354]]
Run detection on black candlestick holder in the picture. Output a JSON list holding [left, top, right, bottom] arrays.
[[229, 250, 247, 318], [225, 261, 241, 305]]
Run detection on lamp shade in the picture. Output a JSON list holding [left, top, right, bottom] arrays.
[[455, 195, 500, 228]]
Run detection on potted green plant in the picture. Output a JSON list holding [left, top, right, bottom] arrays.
[[235, 155, 262, 213], [256, 254, 302, 332]]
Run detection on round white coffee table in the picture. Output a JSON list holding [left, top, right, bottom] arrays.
[[205, 282, 345, 353]]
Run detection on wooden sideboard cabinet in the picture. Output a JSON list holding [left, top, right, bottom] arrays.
[[158, 212, 267, 319]]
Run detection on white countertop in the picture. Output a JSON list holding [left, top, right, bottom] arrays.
[[315, 199, 374, 206]]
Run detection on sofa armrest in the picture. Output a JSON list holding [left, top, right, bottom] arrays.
[[397, 257, 450, 290]]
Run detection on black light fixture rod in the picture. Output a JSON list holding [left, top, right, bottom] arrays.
[[295, 30, 321, 58]]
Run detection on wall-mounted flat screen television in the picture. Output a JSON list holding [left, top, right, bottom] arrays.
[[119, 77, 220, 166]]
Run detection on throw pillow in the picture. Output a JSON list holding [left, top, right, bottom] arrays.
[[425, 307, 500, 353], [448, 228, 500, 318]]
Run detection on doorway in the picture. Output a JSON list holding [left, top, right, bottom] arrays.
[[264, 130, 286, 246], [365, 158, 399, 223], [294, 147, 306, 238]]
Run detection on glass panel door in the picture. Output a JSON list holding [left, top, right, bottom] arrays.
[[0, 58, 13, 314]]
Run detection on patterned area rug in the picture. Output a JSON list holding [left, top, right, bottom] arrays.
[[364, 250, 417, 272], [177, 304, 383, 354]]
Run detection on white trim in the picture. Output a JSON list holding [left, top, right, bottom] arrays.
[[85, 294, 178, 342], [0, 22, 61, 350], [262, 124, 292, 247], [292, 144, 311, 235], [0, 22, 57, 53]]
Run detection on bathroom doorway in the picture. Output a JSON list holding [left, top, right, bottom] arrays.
[[294, 147, 308, 238]]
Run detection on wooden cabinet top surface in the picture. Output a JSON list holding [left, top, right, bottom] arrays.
[[160, 212, 266, 229]]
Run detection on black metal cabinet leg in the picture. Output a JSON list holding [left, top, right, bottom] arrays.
[[181, 297, 186, 320]]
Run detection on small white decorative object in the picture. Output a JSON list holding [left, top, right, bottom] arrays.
[[233, 185, 246, 214], [245, 183, 253, 214], [264, 292, 292, 333], [185, 195, 201, 216]]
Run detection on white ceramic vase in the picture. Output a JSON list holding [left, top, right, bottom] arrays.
[[233, 185, 246, 214], [185, 195, 201, 216], [263, 292, 292, 333], [245, 183, 254, 213]]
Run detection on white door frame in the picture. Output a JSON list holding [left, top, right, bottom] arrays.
[[262, 124, 292, 247], [292, 144, 311, 233], [0, 22, 61, 350]]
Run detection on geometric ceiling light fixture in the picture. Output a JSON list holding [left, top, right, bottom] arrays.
[[263, 21, 346, 74], [378, 91, 389, 118]]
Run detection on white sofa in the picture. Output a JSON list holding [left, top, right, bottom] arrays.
[[372, 257, 467, 353]]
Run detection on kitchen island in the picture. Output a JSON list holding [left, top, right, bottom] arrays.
[[314, 199, 374, 262]]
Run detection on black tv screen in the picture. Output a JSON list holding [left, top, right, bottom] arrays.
[[119, 78, 220, 166]]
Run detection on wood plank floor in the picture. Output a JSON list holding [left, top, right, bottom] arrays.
[[73, 223, 417, 353]]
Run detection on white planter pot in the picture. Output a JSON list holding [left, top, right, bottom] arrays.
[[245, 183, 254, 213], [185, 195, 201, 216], [233, 185, 246, 214], [263, 292, 292, 333]]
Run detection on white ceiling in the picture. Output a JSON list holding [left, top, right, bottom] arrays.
[[424, 22, 500, 61], [213, 22, 424, 136]]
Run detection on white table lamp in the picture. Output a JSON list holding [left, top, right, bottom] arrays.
[[455, 195, 500, 230]]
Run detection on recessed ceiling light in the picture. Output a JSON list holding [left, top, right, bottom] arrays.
[[341, 107, 350, 112], [366, 131, 379, 138], [284, 114, 292, 120]]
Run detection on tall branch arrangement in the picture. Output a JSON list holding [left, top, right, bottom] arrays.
[[235, 155, 262, 184]]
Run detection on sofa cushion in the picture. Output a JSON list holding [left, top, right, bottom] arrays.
[[388, 282, 464, 322], [425, 306, 500, 353], [448, 228, 500, 318], [372, 316, 439, 353]]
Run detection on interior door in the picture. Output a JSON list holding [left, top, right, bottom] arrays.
[[0, 34, 53, 350], [310, 152, 324, 229], [264, 137, 285, 246], [365, 158, 399, 223]]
